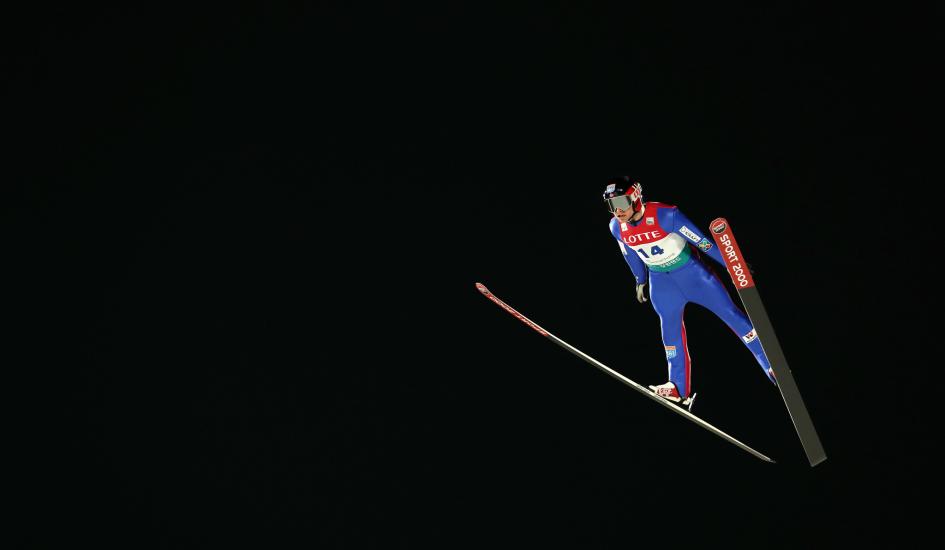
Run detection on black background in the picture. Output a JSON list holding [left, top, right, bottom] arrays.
[[7, 3, 939, 547]]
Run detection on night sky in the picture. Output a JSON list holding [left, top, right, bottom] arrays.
[[8, 4, 938, 547]]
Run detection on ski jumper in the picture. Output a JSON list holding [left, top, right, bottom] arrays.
[[609, 202, 773, 397]]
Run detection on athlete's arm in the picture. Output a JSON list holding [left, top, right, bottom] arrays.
[[670, 208, 726, 266], [610, 218, 648, 284]]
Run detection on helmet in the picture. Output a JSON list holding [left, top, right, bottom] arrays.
[[602, 176, 643, 213]]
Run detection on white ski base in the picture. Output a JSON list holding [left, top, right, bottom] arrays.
[[477, 282, 775, 463]]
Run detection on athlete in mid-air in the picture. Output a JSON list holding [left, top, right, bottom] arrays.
[[604, 176, 776, 408]]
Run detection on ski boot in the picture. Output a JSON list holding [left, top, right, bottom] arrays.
[[648, 381, 696, 411]]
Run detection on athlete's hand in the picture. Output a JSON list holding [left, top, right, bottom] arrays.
[[636, 283, 648, 303]]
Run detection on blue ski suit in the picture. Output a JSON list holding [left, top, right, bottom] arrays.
[[609, 202, 773, 397]]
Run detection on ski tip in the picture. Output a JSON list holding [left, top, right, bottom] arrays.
[[709, 217, 729, 235], [475, 282, 490, 294]]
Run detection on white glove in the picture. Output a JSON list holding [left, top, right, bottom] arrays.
[[636, 282, 648, 303]]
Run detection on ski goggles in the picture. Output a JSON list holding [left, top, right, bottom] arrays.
[[605, 194, 635, 212]]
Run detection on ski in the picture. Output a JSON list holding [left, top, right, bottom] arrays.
[[475, 282, 775, 463], [708, 218, 827, 467]]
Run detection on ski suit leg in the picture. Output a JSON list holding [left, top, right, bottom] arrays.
[[680, 259, 774, 383], [648, 271, 692, 397]]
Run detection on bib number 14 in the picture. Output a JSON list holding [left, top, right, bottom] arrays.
[[638, 245, 664, 259]]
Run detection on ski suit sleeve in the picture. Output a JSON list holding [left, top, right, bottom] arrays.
[[669, 207, 727, 266], [609, 218, 648, 284]]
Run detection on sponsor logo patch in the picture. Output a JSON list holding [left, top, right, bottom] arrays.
[[665, 346, 677, 359], [606, 183, 616, 193], [646, 217, 654, 225], [697, 238, 713, 251], [711, 221, 727, 234], [679, 226, 701, 243], [621, 230, 663, 244], [742, 329, 757, 344]]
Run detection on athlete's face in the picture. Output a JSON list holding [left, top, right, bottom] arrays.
[[614, 205, 642, 224], [614, 206, 632, 223]]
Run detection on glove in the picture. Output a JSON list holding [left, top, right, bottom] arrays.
[[636, 282, 648, 303]]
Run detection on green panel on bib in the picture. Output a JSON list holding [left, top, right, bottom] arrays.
[[649, 245, 692, 272]]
